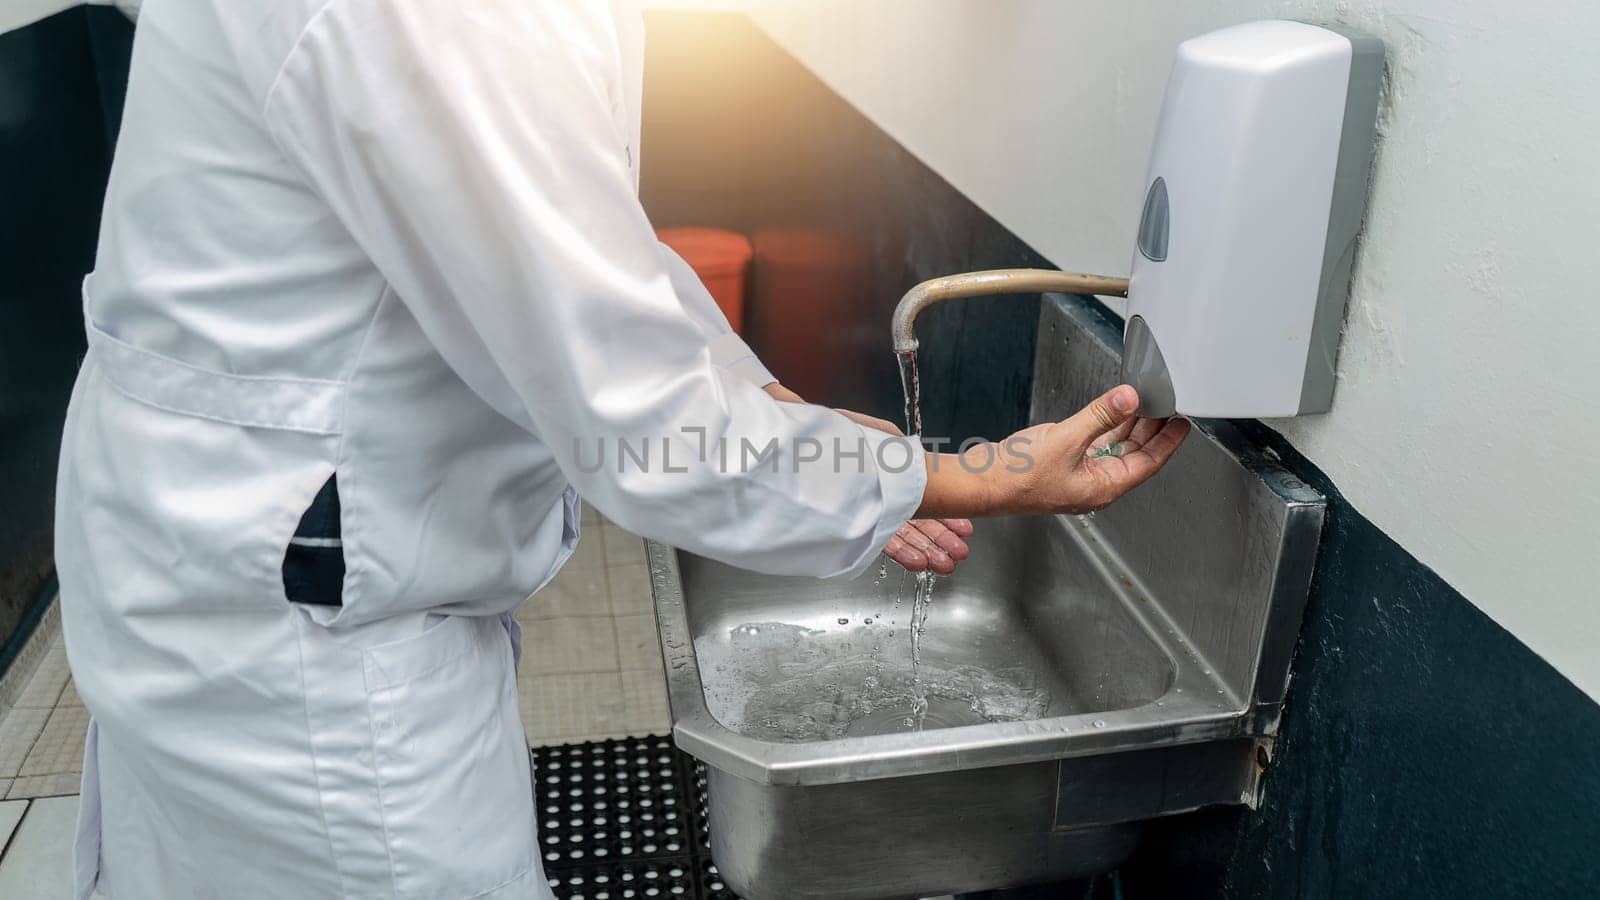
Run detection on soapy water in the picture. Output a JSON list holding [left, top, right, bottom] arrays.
[[696, 621, 1050, 742], [1090, 440, 1129, 459]]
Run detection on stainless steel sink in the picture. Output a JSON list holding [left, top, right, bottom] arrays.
[[650, 294, 1325, 899]]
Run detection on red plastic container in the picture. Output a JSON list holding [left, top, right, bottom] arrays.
[[657, 226, 753, 334]]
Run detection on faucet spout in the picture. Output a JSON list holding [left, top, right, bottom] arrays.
[[890, 269, 1129, 353]]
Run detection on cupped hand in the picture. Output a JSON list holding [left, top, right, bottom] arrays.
[[835, 408, 973, 575], [882, 516, 973, 575], [987, 384, 1190, 515]]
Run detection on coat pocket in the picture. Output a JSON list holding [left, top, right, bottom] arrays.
[[363, 615, 534, 899], [283, 474, 345, 607]]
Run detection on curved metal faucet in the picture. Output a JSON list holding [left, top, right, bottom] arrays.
[[891, 269, 1130, 353]]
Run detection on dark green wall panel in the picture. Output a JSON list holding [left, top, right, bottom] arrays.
[[0, 8, 130, 659], [1120, 418, 1600, 898]]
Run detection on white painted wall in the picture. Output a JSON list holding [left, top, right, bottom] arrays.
[[740, 0, 1600, 698]]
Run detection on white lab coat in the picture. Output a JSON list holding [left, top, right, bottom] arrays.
[[54, 1, 926, 897]]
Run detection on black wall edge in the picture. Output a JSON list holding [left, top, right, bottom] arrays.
[[0, 7, 132, 667]]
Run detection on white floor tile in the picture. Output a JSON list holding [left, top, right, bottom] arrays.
[[6, 774, 80, 801], [520, 617, 619, 675], [518, 566, 608, 620], [519, 673, 628, 744], [12, 648, 68, 710], [0, 800, 26, 851], [0, 619, 59, 714], [605, 564, 654, 617], [0, 708, 49, 779], [614, 614, 664, 672], [564, 532, 606, 571], [619, 670, 672, 735], [0, 796, 78, 899], [56, 679, 83, 709], [601, 525, 648, 568], [19, 706, 88, 778]]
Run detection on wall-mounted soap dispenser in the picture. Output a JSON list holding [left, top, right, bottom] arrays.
[[1121, 20, 1384, 418]]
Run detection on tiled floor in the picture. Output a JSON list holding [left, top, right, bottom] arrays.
[[0, 641, 81, 803], [517, 506, 673, 745], [0, 797, 77, 898], [0, 506, 669, 894]]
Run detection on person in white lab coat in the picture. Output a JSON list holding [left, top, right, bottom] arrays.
[[54, 1, 1190, 898]]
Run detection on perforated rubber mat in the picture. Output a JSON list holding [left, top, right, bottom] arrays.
[[533, 736, 742, 900]]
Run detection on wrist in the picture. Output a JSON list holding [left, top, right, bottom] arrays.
[[919, 452, 1010, 518], [762, 382, 805, 404], [977, 459, 1026, 517]]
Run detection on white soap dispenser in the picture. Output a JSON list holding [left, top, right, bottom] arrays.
[[1121, 20, 1384, 418]]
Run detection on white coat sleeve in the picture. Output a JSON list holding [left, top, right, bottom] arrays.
[[658, 242, 776, 389], [260, 0, 922, 578]]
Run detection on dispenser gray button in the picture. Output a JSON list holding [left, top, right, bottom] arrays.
[[1137, 177, 1169, 262], [1119, 315, 1177, 417]]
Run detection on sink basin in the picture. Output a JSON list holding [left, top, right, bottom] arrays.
[[650, 294, 1325, 899], [680, 514, 1187, 745]]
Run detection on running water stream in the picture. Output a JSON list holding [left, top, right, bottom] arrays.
[[897, 349, 923, 438], [897, 349, 934, 730], [905, 569, 937, 729]]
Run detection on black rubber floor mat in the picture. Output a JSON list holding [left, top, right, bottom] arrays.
[[534, 735, 742, 900], [696, 857, 741, 900], [543, 860, 698, 898]]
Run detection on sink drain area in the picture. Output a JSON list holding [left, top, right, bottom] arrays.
[[534, 735, 741, 900]]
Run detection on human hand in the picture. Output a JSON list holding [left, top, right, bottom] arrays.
[[918, 385, 1191, 519], [833, 408, 973, 575], [991, 385, 1191, 515], [762, 382, 974, 575]]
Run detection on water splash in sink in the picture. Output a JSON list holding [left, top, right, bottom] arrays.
[[697, 620, 1050, 742]]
